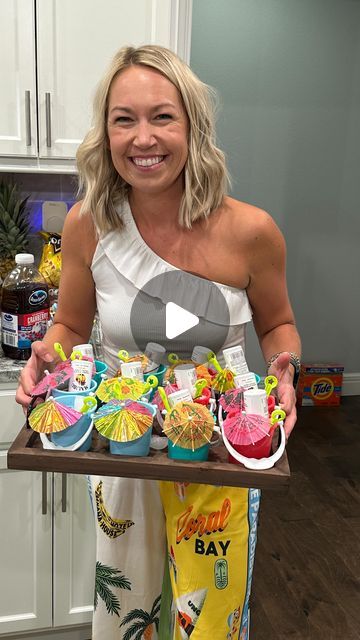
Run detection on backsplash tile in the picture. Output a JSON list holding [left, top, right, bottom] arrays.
[[1, 172, 77, 265]]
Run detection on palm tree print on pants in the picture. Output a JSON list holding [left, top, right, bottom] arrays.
[[120, 593, 161, 639], [94, 561, 131, 616]]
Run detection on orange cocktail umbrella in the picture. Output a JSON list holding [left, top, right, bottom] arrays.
[[162, 401, 214, 451]]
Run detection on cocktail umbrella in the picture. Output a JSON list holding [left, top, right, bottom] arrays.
[[93, 399, 154, 442], [96, 376, 158, 403], [28, 397, 83, 434], [207, 352, 235, 393], [115, 349, 149, 376], [163, 401, 214, 451], [219, 388, 245, 413], [31, 366, 73, 397], [31, 341, 93, 397], [223, 412, 271, 446]]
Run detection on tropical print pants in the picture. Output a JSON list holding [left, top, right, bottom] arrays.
[[89, 476, 260, 640]]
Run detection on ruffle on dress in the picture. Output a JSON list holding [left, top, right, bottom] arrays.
[[92, 200, 253, 327]]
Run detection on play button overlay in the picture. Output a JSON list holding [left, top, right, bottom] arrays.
[[166, 302, 199, 339], [130, 270, 230, 359]]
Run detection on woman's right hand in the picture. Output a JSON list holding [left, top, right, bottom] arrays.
[[15, 341, 54, 410]]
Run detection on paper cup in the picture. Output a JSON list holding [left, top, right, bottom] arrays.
[[109, 428, 152, 456], [167, 442, 210, 461], [49, 394, 95, 452], [93, 359, 108, 386], [52, 378, 97, 398]]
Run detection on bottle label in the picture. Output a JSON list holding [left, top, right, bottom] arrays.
[[1, 310, 49, 348]]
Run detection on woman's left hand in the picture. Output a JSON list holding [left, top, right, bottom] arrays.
[[268, 352, 297, 439]]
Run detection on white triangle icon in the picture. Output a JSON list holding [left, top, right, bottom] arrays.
[[165, 302, 199, 339]]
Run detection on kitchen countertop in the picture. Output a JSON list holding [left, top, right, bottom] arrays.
[[0, 347, 25, 384]]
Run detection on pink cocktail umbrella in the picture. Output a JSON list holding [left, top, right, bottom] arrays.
[[31, 341, 94, 397], [31, 363, 73, 397], [223, 412, 271, 446], [219, 388, 245, 413]]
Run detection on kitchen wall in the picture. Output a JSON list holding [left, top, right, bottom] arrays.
[[191, 0, 360, 377]]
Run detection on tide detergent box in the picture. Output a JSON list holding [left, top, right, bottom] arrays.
[[297, 363, 344, 406]]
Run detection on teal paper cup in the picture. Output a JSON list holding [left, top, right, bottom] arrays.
[[167, 442, 210, 461], [144, 364, 167, 400], [93, 360, 108, 386]]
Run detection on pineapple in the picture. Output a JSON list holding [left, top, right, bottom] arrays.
[[0, 181, 31, 280]]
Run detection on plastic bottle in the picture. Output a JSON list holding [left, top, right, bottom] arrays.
[[1, 253, 49, 360]]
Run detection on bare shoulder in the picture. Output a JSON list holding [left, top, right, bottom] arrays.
[[223, 196, 281, 239], [62, 201, 98, 266]]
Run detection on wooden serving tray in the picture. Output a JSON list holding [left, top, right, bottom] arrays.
[[7, 426, 290, 490]]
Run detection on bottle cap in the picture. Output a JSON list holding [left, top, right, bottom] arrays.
[[15, 253, 34, 264], [191, 345, 213, 364], [144, 342, 166, 363]]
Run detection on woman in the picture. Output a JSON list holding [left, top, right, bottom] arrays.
[[16, 45, 301, 639]]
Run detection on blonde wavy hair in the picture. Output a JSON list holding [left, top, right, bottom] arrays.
[[76, 44, 229, 232]]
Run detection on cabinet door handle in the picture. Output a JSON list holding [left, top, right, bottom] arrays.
[[42, 471, 47, 515], [45, 92, 52, 147], [61, 473, 67, 513], [25, 90, 31, 146]]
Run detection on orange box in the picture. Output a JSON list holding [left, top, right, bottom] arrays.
[[296, 363, 344, 406]]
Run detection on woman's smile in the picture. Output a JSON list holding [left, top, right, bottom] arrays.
[[130, 155, 166, 169], [107, 65, 188, 196]]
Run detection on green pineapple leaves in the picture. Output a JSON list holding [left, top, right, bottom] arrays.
[[0, 181, 31, 258]]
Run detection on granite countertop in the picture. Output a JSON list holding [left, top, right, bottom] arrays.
[[0, 346, 25, 384]]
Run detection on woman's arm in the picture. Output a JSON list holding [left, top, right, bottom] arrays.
[[16, 203, 97, 407], [245, 210, 301, 437]]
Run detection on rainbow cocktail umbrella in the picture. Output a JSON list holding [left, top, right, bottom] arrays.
[[93, 399, 154, 442]]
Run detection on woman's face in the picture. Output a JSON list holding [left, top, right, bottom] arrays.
[[107, 65, 189, 197]]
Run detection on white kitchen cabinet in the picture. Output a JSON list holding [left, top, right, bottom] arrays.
[[0, 468, 52, 634], [0, 0, 192, 169], [0, 0, 37, 157], [0, 387, 96, 638], [53, 473, 96, 627]]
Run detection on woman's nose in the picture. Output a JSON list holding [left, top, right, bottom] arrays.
[[134, 120, 156, 148]]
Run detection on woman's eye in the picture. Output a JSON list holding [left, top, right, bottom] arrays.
[[155, 113, 172, 121], [114, 116, 132, 124]]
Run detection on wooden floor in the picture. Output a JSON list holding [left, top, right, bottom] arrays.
[[251, 396, 360, 640]]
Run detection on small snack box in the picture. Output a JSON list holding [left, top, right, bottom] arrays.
[[296, 363, 344, 406]]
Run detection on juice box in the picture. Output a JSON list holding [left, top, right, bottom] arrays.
[[296, 363, 344, 406]]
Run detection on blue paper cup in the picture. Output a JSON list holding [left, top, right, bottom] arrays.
[[167, 441, 210, 461], [107, 400, 156, 457], [109, 428, 152, 456], [50, 394, 96, 451], [93, 360, 108, 386], [52, 378, 97, 398]]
